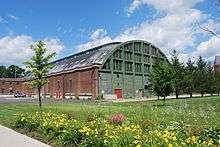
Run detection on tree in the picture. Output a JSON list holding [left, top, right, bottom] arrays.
[[184, 58, 195, 98], [150, 59, 173, 105], [24, 41, 56, 109], [5, 65, 25, 78], [0, 66, 6, 78], [194, 56, 207, 97], [170, 50, 185, 99], [205, 62, 216, 96]]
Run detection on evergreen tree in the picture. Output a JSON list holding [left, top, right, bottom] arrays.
[[150, 59, 173, 105], [184, 58, 195, 98], [170, 50, 185, 99], [24, 41, 56, 109], [194, 56, 207, 97]]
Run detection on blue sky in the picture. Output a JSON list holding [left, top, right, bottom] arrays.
[[0, 0, 219, 65]]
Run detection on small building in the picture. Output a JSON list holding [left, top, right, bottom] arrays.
[[0, 40, 167, 99]]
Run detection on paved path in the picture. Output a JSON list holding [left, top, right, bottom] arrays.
[[112, 94, 218, 103], [0, 125, 50, 147]]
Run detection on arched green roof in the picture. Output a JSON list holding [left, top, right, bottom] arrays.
[[48, 40, 167, 75]]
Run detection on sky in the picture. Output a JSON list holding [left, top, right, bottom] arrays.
[[0, 0, 219, 65]]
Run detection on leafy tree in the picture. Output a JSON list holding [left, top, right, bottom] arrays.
[[5, 65, 25, 78], [194, 56, 207, 97], [24, 41, 56, 109], [0, 65, 6, 78], [170, 50, 185, 99], [183, 58, 195, 98], [150, 59, 173, 105]]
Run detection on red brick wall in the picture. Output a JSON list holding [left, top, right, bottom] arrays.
[[0, 79, 34, 96], [215, 65, 220, 73], [0, 67, 99, 99]]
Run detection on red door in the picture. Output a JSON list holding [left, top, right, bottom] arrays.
[[114, 89, 122, 99]]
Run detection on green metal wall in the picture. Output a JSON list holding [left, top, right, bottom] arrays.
[[99, 40, 166, 98]]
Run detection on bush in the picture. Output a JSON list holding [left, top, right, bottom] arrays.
[[96, 94, 104, 100]]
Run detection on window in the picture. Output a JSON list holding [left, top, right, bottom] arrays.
[[103, 59, 111, 70], [124, 52, 132, 60], [117, 74, 119, 78], [113, 50, 122, 59], [125, 62, 133, 72], [135, 54, 141, 62], [134, 43, 141, 52], [113, 60, 122, 71], [143, 56, 150, 63], [124, 43, 132, 51], [57, 81, 60, 90], [135, 63, 142, 72], [143, 44, 150, 54], [151, 47, 157, 55], [144, 65, 150, 73], [69, 80, 72, 93]]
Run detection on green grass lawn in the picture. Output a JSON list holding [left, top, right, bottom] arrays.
[[1, 96, 220, 146], [1, 96, 220, 131]]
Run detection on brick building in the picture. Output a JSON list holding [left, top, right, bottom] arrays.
[[214, 56, 220, 73], [0, 40, 167, 99]]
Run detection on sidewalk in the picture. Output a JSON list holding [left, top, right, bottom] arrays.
[[0, 125, 50, 147], [112, 94, 217, 103]]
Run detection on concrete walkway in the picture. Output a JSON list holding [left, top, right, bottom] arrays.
[[0, 125, 50, 147], [112, 94, 218, 103]]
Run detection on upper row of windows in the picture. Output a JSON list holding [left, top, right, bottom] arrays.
[[116, 43, 158, 55]]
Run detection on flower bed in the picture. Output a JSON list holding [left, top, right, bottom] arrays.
[[15, 112, 220, 146]]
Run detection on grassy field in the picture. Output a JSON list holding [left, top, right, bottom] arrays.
[[1, 96, 220, 129], [0, 96, 220, 146]]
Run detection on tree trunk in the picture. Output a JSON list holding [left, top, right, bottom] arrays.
[[201, 92, 204, 97], [157, 96, 159, 100], [211, 93, 213, 96], [190, 93, 192, 98], [163, 96, 166, 105], [175, 90, 179, 99], [38, 87, 42, 109]]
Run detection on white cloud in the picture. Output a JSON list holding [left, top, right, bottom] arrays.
[[76, 0, 220, 63], [9, 15, 19, 20], [0, 35, 64, 65], [127, 0, 204, 15], [194, 36, 220, 58], [76, 29, 113, 52]]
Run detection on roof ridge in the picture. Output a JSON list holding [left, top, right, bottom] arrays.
[[53, 42, 122, 64]]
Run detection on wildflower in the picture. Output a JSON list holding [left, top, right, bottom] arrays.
[[207, 139, 213, 146], [191, 136, 196, 143], [168, 143, 173, 147], [133, 140, 139, 144]]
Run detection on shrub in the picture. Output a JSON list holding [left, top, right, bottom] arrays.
[[96, 94, 104, 100], [109, 114, 127, 125]]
